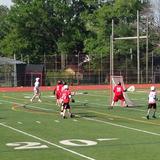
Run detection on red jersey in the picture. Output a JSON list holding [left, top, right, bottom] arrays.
[[113, 85, 124, 96], [54, 84, 63, 99], [61, 89, 71, 103]]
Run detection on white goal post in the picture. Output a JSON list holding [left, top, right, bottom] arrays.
[[110, 75, 135, 107]]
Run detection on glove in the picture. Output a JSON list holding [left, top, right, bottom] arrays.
[[71, 99, 75, 103]]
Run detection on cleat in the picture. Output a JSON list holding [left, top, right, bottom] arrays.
[[108, 106, 113, 109], [152, 115, 156, 118], [146, 115, 149, 119], [38, 99, 42, 102], [30, 99, 33, 102], [63, 116, 66, 119]]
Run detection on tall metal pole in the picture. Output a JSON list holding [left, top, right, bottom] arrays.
[[21, 54, 23, 61], [77, 52, 79, 84], [100, 53, 102, 84], [55, 54, 57, 71], [14, 54, 17, 87], [151, 51, 154, 82], [146, 17, 149, 83], [44, 53, 46, 86], [111, 19, 114, 76], [110, 35, 112, 77], [27, 55, 30, 64], [137, 10, 140, 84]]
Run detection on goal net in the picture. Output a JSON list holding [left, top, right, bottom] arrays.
[[110, 75, 135, 107]]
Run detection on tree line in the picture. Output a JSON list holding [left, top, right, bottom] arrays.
[[0, 0, 158, 70]]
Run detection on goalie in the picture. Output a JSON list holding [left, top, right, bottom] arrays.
[[111, 81, 128, 107]]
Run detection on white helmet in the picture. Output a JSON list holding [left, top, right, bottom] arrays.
[[63, 85, 69, 90], [150, 86, 155, 91], [36, 77, 40, 81]]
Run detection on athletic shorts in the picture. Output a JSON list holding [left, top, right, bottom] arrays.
[[34, 89, 40, 95], [63, 103, 70, 110], [113, 95, 125, 102], [148, 103, 156, 109]]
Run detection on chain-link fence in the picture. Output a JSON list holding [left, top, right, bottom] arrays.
[[0, 53, 160, 87]]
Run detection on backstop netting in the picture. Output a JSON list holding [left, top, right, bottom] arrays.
[[110, 76, 135, 107]]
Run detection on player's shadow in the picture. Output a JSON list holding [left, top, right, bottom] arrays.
[[0, 117, 6, 120], [74, 112, 96, 118]]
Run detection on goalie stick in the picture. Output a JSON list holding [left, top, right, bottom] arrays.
[[126, 85, 135, 92]]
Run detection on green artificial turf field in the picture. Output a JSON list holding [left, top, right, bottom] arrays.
[[0, 89, 160, 160]]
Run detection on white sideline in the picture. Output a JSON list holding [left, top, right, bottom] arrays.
[[0, 123, 95, 160], [84, 117, 160, 136]]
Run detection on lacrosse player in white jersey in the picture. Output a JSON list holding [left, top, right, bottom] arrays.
[[30, 77, 42, 102], [146, 86, 157, 119]]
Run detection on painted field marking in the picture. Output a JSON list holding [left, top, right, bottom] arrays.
[[17, 122, 23, 125], [0, 99, 54, 112], [1, 98, 159, 127], [0, 123, 95, 160], [6, 142, 48, 150], [142, 116, 146, 119], [54, 120, 60, 123], [86, 109, 160, 126], [84, 117, 160, 136], [24, 96, 31, 99], [60, 139, 97, 146], [1, 93, 148, 113], [97, 138, 118, 141], [2, 95, 55, 107], [36, 121, 41, 124], [2, 95, 160, 126], [108, 118, 114, 120]]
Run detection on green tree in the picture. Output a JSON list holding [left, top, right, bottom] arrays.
[[1, 0, 88, 65], [82, 0, 142, 69]]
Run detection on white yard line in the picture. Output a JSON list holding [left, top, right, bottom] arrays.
[[84, 117, 160, 136], [0, 122, 95, 160]]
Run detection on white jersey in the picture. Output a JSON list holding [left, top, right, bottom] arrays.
[[148, 91, 157, 104], [34, 81, 40, 91]]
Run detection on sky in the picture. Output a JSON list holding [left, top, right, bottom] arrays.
[[0, 0, 13, 8]]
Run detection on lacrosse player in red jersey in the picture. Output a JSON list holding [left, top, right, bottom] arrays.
[[53, 80, 64, 108], [146, 86, 158, 119], [111, 81, 127, 107], [61, 85, 73, 118]]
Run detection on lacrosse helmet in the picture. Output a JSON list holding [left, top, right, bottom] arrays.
[[63, 85, 69, 90], [57, 80, 62, 84], [36, 77, 40, 81], [150, 86, 155, 91], [117, 81, 121, 85]]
